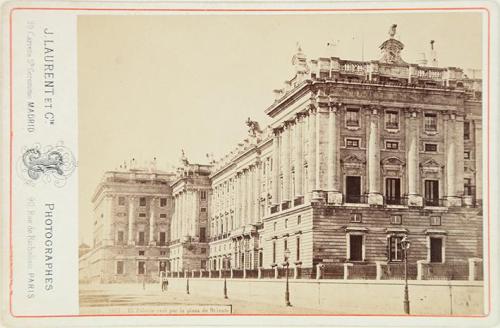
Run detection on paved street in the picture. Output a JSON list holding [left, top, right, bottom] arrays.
[[79, 283, 327, 315]]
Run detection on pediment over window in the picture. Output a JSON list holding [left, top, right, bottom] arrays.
[[381, 156, 405, 166], [342, 154, 366, 165], [464, 166, 476, 173], [420, 158, 442, 169]]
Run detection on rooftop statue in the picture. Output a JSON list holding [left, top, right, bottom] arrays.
[[389, 24, 397, 38], [246, 117, 262, 137]]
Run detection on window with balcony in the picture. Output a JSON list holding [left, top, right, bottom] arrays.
[[138, 231, 145, 245], [159, 232, 166, 246], [160, 198, 167, 207], [464, 178, 474, 196], [118, 197, 125, 206], [385, 111, 399, 129], [139, 197, 146, 206], [346, 109, 360, 127], [138, 261, 146, 274], [424, 113, 438, 132], [200, 191, 207, 200], [117, 231, 124, 244]]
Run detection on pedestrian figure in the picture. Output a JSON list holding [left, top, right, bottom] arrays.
[[161, 275, 169, 292]]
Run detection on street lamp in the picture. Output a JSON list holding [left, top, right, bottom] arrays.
[[223, 255, 228, 299], [401, 236, 411, 315], [186, 266, 190, 295], [283, 248, 291, 307]]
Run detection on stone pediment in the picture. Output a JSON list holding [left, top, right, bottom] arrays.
[[464, 166, 476, 173], [420, 158, 442, 169], [381, 156, 405, 166], [342, 154, 366, 165]]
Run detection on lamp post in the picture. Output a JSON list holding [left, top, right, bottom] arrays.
[[186, 266, 190, 295], [401, 236, 411, 315], [223, 255, 228, 299], [283, 248, 291, 307]]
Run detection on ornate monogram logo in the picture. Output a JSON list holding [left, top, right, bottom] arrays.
[[18, 143, 77, 187]]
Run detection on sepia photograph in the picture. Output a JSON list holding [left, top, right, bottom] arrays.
[[76, 12, 485, 316]]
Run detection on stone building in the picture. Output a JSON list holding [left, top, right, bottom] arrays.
[[208, 27, 483, 272], [79, 162, 175, 283], [168, 154, 212, 272]]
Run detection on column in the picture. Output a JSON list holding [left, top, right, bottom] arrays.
[[128, 196, 135, 245], [307, 109, 316, 202], [367, 107, 383, 205], [272, 129, 281, 206], [255, 162, 261, 222], [294, 114, 304, 199], [327, 104, 343, 204], [247, 167, 253, 224], [314, 108, 322, 193], [149, 197, 156, 245], [446, 112, 461, 206], [407, 110, 423, 206], [474, 120, 483, 203], [234, 174, 240, 227], [193, 191, 199, 236], [282, 123, 291, 205]]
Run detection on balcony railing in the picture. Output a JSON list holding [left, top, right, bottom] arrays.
[[346, 119, 360, 127], [424, 198, 446, 207], [384, 195, 408, 206], [344, 194, 368, 204]]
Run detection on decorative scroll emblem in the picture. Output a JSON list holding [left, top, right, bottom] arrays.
[[18, 143, 77, 187]]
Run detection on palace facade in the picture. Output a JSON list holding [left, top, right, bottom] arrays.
[[80, 27, 483, 283]]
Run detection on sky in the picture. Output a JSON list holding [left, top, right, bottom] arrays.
[[78, 11, 483, 244]]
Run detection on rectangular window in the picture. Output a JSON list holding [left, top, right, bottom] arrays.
[[159, 214, 167, 219], [464, 151, 471, 159], [285, 219, 288, 229], [349, 235, 363, 261], [346, 109, 360, 127], [296, 236, 301, 261], [139, 250, 145, 256], [283, 239, 288, 260], [160, 251, 166, 256], [159, 261, 167, 273], [425, 143, 438, 152], [385, 178, 401, 205], [424, 180, 440, 206], [424, 113, 438, 131], [138, 261, 146, 274], [385, 111, 399, 129], [118, 197, 125, 206], [139, 213, 146, 218], [389, 236, 404, 262], [346, 139, 360, 148], [430, 237, 443, 263], [464, 178, 473, 196], [116, 261, 124, 274], [297, 215, 301, 225], [160, 198, 167, 207], [390, 215, 402, 225], [200, 207, 207, 213], [117, 231, 124, 243], [386, 141, 399, 150], [464, 121, 470, 140], [430, 216, 441, 226], [139, 197, 147, 206], [350, 213, 362, 223], [200, 191, 207, 200], [159, 232, 166, 245], [199, 227, 206, 242], [138, 231, 145, 245]]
